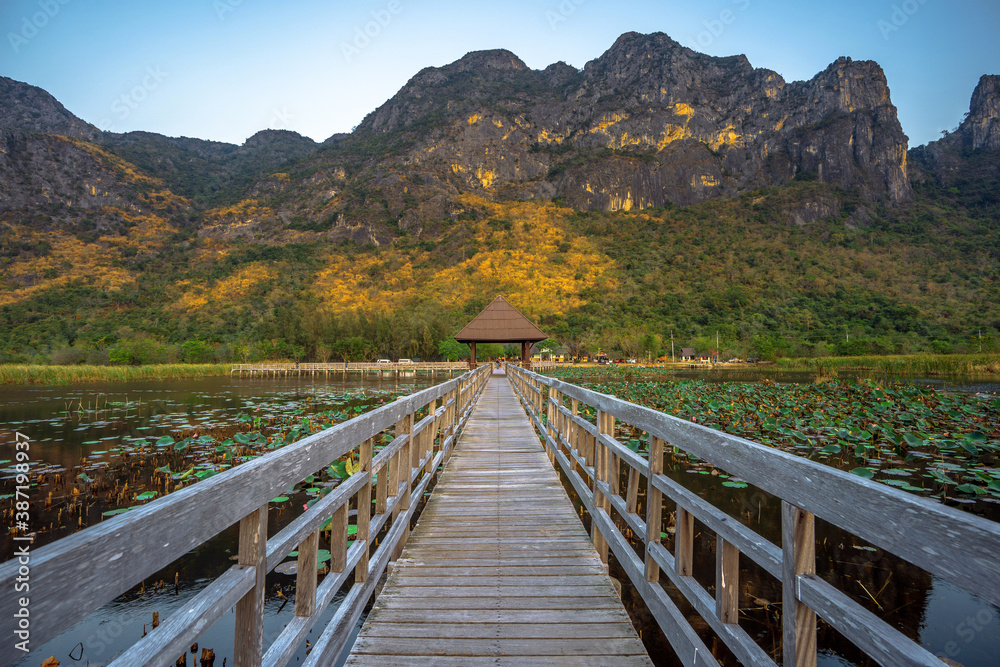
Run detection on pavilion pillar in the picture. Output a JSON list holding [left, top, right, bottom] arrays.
[[521, 341, 531, 370], [469, 341, 477, 370]]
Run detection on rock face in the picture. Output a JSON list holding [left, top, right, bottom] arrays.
[[0, 132, 137, 217], [345, 32, 911, 214], [909, 74, 1000, 186], [0, 33, 916, 243], [0, 76, 101, 140], [963, 75, 1000, 150], [0, 76, 318, 215]]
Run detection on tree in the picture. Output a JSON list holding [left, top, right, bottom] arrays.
[[109, 336, 168, 366], [181, 339, 214, 363], [332, 336, 373, 362], [537, 338, 560, 360], [478, 343, 505, 360], [438, 338, 470, 361]]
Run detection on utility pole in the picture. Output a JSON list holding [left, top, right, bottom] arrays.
[[980, 329, 983, 353], [716, 331, 720, 360], [671, 331, 675, 364]]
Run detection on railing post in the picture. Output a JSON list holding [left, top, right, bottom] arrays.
[[545, 387, 557, 463], [645, 436, 664, 581], [393, 411, 414, 560], [424, 399, 436, 473], [676, 505, 694, 577], [234, 504, 267, 666], [330, 502, 348, 573], [585, 424, 596, 469], [444, 389, 456, 461], [295, 530, 319, 617], [782, 501, 817, 667], [608, 419, 620, 500], [355, 436, 373, 582], [592, 410, 611, 565], [570, 398, 580, 475], [376, 439, 389, 516], [716, 536, 739, 624]]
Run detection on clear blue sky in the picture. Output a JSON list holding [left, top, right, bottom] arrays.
[[1, 0, 997, 147]]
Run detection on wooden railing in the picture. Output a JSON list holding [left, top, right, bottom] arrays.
[[231, 361, 558, 375], [0, 366, 491, 666], [507, 365, 1000, 667], [231, 362, 469, 375]]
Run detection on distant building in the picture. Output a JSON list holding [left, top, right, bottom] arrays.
[[679, 347, 696, 361]]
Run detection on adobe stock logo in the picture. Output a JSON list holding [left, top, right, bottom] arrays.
[[97, 66, 169, 133], [877, 0, 930, 40], [341, 1, 403, 64], [7, 0, 72, 54], [546, 0, 586, 31], [689, 0, 751, 50]]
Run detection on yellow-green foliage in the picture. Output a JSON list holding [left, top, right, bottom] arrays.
[[0, 364, 232, 385], [312, 195, 615, 318]]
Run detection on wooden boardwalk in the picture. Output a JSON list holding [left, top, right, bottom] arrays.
[[346, 373, 652, 665]]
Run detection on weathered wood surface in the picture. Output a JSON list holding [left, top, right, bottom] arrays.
[[509, 365, 1000, 667], [0, 367, 489, 661], [346, 375, 651, 665], [536, 373, 1000, 608]]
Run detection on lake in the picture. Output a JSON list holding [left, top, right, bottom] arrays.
[[2, 369, 998, 666], [0, 373, 435, 666]]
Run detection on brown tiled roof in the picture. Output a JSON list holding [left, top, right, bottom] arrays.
[[455, 296, 547, 343]]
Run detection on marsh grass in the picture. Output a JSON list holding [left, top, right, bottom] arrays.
[[773, 353, 1000, 377], [0, 364, 232, 385]]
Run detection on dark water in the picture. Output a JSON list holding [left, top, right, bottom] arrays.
[[2, 371, 997, 666], [555, 452, 1000, 667], [542, 369, 1000, 666], [0, 373, 436, 486], [0, 373, 436, 666]]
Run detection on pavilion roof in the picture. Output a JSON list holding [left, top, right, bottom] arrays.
[[454, 296, 547, 344]]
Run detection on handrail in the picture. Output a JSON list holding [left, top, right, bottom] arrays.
[[0, 365, 492, 665], [506, 364, 1000, 667], [230, 361, 557, 374], [230, 362, 470, 375]]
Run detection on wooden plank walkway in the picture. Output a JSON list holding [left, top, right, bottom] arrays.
[[346, 373, 653, 665]]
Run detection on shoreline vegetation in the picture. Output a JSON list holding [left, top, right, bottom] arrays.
[[0, 363, 231, 385], [0, 353, 997, 386], [771, 353, 1000, 377]]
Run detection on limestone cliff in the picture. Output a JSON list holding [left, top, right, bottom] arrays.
[[909, 74, 1000, 187], [0, 33, 917, 245], [345, 32, 911, 217]]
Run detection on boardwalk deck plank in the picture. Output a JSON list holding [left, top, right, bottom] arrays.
[[346, 373, 652, 664]]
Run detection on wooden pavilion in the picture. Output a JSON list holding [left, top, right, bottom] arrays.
[[454, 296, 547, 369]]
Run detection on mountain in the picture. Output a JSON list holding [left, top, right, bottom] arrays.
[[909, 75, 1000, 197], [0, 76, 100, 140], [0, 36, 997, 364], [242, 33, 909, 246]]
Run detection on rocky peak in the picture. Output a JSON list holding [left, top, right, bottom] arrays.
[[907, 74, 1000, 188], [963, 74, 1000, 150], [808, 57, 893, 113], [580, 31, 763, 111], [358, 49, 537, 134], [0, 76, 100, 140], [451, 49, 528, 73], [243, 129, 315, 150]]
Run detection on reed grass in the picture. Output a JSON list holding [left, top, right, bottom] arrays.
[[773, 353, 1000, 377], [0, 364, 233, 385]]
